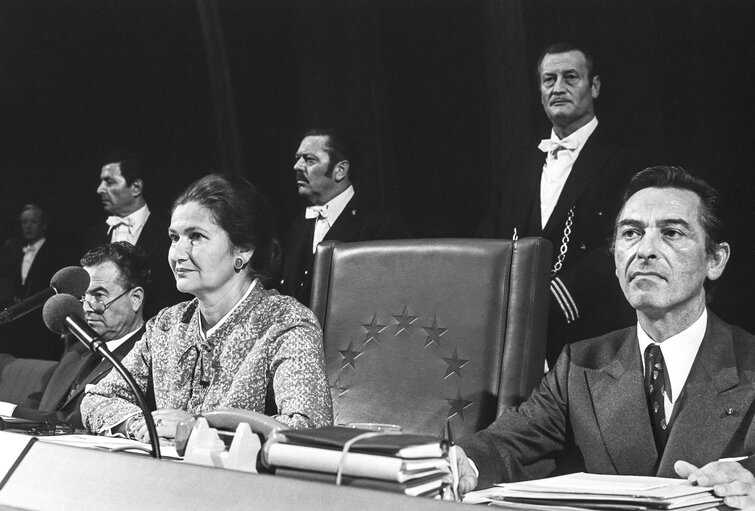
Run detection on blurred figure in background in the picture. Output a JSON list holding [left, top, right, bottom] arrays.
[[0, 204, 66, 359]]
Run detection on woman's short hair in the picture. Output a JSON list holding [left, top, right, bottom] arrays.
[[172, 174, 281, 286]]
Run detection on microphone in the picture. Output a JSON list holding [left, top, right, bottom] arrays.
[[42, 294, 161, 459], [0, 266, 90, 324]]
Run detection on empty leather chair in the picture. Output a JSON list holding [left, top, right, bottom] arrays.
[[310, 237, 551, 437]]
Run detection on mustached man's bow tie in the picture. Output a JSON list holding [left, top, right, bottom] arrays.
[[305, 205, 329, 220], [538, 138, 578, 159], [106, 216, 134, 235]]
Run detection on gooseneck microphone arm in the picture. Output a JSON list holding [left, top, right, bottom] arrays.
[[63, 316, 161, 460]]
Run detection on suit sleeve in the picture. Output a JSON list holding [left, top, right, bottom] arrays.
[[456, 345, 572, 488]]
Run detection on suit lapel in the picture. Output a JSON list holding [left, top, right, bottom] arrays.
[[543, 128, 618, 237], [658, 314, 752, 475], [324, 194, 361, 242], [510, 149, 544, 237], [59, 326, 145, 409], [586, 328, 659, 475]]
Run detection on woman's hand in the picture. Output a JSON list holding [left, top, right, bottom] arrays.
[[132, 409, 194, 443]]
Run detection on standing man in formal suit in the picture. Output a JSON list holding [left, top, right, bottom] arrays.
[[0, 242, 149, 428], [454, 166, 755, 492], [0, 204, 65, 359], [478, 43, 643, 365], [87, 154, 181, 317], [281, 128, 409, 306]]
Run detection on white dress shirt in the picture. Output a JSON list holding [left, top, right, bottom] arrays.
[[306, 185, 355, 253], [107, 204, 150, 245], [20, 238, 46, 285], [539, 117, 598, 228], [637, 308, 707, 424]]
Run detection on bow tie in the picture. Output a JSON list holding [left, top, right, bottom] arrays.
[[106, 216, 134, 234], [305, 205, 329, 220], [538, 138, 578, 158], [22, 245, 35, 254]]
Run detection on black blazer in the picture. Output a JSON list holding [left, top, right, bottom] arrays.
[[458, 313, 755, 488], [478, 126, 644, 363], [281, 191, 410, 307], [12, 325, 144, 428]]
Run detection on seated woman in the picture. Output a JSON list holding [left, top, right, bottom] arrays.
[[81, 174, 333, 441]]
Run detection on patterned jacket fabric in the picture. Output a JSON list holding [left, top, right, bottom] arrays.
[[81, 283, 333, 432]]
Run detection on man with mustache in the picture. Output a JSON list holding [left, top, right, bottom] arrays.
[[0, 242, 148, 428], [478, 42, 644, 366], [455, 166, 755, 493], [281, 128, 409, 306]]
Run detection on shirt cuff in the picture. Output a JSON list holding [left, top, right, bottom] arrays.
[[468, 457, 480, 477], [0, 401, 18, 417]]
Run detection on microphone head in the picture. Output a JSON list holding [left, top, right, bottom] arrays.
[[50, 266, 90, 297], [43, 294, 85, 335]]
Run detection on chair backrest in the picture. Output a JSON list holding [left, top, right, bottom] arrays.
[[310, 237, 551, 438], [0, 354, 57, 409]]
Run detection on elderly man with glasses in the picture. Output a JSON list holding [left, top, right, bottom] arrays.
[[0, 242, 150, 428]]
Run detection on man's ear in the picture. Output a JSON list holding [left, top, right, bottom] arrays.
[[130, 287, 145, 312], [130, 178, 144, 198], [706, 242, 731, 281], [333, 160, 350, 182], [591, 75, 601, 99]]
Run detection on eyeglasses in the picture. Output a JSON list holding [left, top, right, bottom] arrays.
[[80, 288, 132, 314]]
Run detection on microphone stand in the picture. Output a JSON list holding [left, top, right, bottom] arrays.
[[65, 317, 161, 459]]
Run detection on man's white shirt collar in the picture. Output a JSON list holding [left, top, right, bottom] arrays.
[[545, 116, 599, 160], [637, 307, 707, 407], [106, 323, 144, 352], [318, 185, 355, 225], [109, 204, 150, 244]]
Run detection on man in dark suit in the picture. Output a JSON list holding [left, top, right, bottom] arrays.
[[455, 166, 754, 492], [281, 128, 409, 306], [0, 204, 66, 359], [478, 43, 642, 365], [0, 242, 149, 428], [86, 154, 181, 317]]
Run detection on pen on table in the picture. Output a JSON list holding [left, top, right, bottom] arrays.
[[446, 420, 461, 501]]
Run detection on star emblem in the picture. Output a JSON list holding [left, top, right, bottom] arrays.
[[338, 340, 362, 369], [393, 305, 418, 335], [329, 376, 349, 397], [362, 314, 387, 344], [446, 391, 473, 421], [422, 316, 447, 347], [443, 348, 469, 378]]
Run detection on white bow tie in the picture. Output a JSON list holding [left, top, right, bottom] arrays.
[[538, 138, 578, 159], [22, 245, 35, 254], [305, 205, 329, 220], [106, 216, 134, 234]]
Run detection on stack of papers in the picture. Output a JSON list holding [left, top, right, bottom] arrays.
[[464, 473, 722, 510], [266, 426, 451, 497]]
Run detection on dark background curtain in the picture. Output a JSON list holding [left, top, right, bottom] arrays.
[[1, 0, 753, 331]]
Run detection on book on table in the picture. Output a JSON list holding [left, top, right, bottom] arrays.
[[463, 472, 722, 510], [265, 426, 451, 493]]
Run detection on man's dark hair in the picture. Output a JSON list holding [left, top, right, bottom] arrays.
[[80, 242, 152, 290], [101, 152, 149, 189], [537, 42, 598, 83], [303, 128, 355, 178], [615, 165, 726, 257]]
